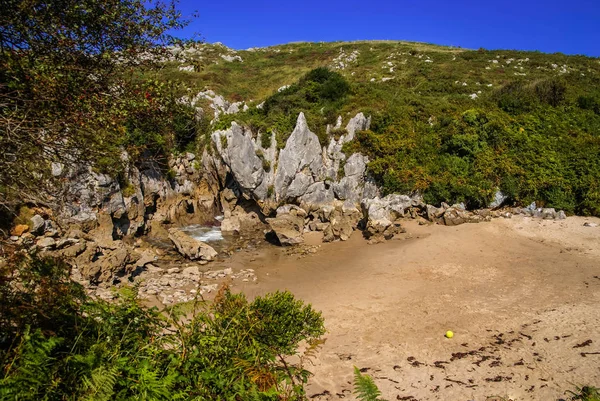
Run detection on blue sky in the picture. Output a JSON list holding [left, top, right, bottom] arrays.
[[176, 0, 600, 57]]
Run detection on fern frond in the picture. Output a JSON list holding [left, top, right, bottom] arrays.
[[353, 366, 385, 401], [80, 365, 118, 401], [301, 338, 327, 366]]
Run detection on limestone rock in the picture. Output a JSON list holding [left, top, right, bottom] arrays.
[[30, 215, 45, 235], [364, 219, 405, 243], [168, 228, 218, 261], [362, 194, 423, 223], [274, 113, 323, 200], [182, 266, 201, 276], [442, 207, 490, 226], [55, 238, 79, 249], [333, 153, 368, 202], [426, 204, 446, 222], [220, 216, 241, 233], [343, 112, 371, 143], [212, 123, 265, 196], [37, 237, 56, 249], [51, 162, 64, 177], [276, 204, 308, 218], [267, 214, 304, 246], [489, 190, 508, 209], [80, 245, 138, 284], [299, 182, 335, 208]]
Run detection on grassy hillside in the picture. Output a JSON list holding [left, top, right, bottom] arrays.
[[158, 41, 600, 215]]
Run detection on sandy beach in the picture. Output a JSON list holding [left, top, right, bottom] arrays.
[[214, 215, 600, 400]]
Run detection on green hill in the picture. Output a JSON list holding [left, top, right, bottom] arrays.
[[158, 41, 600, 215]]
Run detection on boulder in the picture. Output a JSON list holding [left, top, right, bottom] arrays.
[[220, 216, 241, 233], [541, 208, 557, 220], [426, 204, 446, 222], [37, 237, 56, 249], [362, 194, 423, 223], [364, 218, 405, 243], [266, 214, 304, 246], [168, 228, 218, 261], [321, 202, 361, 242], [489, 190, 508, 209], [78, 244, 139, 284], [30, 215, 46, 235], [442, 207, 490, 226]]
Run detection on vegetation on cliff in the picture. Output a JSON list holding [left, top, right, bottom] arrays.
[[168, 42, 600, 215]]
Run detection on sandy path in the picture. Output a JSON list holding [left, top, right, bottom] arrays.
[[225, 216, 600, 400]]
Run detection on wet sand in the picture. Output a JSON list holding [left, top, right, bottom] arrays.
[[221, 215, 600, 400]]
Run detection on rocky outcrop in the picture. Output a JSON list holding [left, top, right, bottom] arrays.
[[333, 153, 369, 202], [168, 228, 218, 261], [8, 104, 578, 295], [210, 112, 373, 210], [266, 205, 306, 246], [361, 194, 421, 242], [274, 113, 323, 201], [51, 150, 219, 244], [212, 123, 266, 197]]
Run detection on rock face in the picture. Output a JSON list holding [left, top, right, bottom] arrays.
[[212, 123, 265, 197], [211, 112, 373, 210], [274, 113, 323, 201], [168, 228, 218, 261], [51, 150, 220, 246]]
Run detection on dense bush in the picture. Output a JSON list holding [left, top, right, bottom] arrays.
[[215, 67, 350, 148], [0, 255, 325, 400], [349, 105, 600, 214]]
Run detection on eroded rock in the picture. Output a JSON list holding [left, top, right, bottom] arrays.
[[168, 228, 218, 261], [267, 213, 305, 246]]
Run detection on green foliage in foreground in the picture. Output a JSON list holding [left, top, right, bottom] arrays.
[[568, 386, 600, 401], [353, 367, 385, 401], [353, 368, 598, 401], [0, 255, 325, 400]]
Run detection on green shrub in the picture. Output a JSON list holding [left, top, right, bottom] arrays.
[[495, 81, 536, 114], [228, 67, 350, 148], [577, 95, 600, 114], [534, 77, 567, 107], [0, 255, 326, 400], [567, 385, 600, 401], [13, 206, 34, 229]]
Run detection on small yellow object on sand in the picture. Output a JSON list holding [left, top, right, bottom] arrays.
[[445, 331, 454, 338]]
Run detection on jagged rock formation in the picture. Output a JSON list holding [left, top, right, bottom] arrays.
[[211, 112, 378, 210]]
